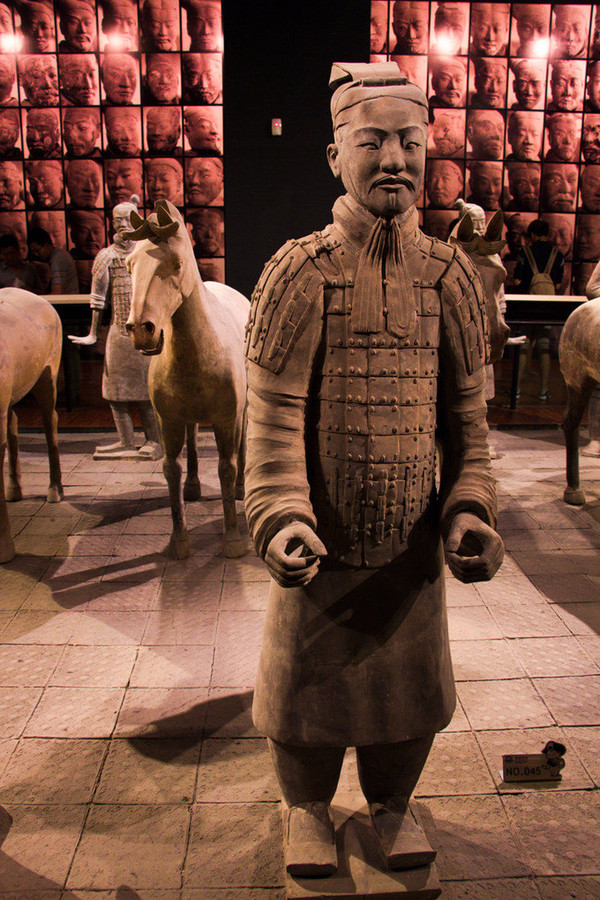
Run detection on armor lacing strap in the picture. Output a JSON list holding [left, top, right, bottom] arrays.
[[352, 217, 418, 340]]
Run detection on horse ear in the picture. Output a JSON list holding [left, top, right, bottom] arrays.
[[149, 221, 179, 240], [130, 210, 145, 229], [485, 210, 504, 243], [457, 214, 474, 243], [155, 202, 172, 226]]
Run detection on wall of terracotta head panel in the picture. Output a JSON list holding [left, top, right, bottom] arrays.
[[0, 0, 224, 291], [371, 1, 600, 293]]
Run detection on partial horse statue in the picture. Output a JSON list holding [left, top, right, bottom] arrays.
[[559, 259, 600, 505], [1, 289, 63, 563], [124, 200, 249, 559]]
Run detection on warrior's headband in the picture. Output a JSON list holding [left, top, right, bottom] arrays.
[[330, 62, 428, 131]]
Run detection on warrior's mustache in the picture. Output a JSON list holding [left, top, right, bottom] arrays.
[[374, 175, 414, 190]]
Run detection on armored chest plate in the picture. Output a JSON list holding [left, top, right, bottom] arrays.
[[310, 278, 442, 566]]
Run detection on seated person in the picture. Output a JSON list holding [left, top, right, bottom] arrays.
[[0, 232, 41, 290]]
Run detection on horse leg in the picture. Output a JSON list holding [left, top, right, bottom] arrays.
[[0, 409, 15, 563], [161, 418, 189, 559], [32, 367, 63, 503], [5, 406, 22, 502], [563, 380, 594, 505], [214, 423, 245, 558], [183, 422, 201, 501]]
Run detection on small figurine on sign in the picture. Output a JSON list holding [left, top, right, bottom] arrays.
[[69, 194, 162, 460]]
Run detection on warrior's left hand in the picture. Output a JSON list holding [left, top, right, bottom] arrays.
[[444, 512, 504, 583]]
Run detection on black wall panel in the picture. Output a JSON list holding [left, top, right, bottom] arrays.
[[223, 0, 370, 297]]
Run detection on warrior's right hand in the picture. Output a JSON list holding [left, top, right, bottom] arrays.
[[265, 522, 327, 588], [68, 332, 97, 345]]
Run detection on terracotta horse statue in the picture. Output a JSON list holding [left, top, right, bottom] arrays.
[[124, 200, 249, 559], [1, 288, 63, 563], [559, 260, 600, 505]]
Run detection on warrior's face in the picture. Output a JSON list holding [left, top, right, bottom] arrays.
[[328, 96, 427, 219]]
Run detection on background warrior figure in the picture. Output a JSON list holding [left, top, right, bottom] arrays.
[[69, 194, 162, 459]]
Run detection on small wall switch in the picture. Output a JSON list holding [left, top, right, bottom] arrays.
[[271, 118, 283, 136]]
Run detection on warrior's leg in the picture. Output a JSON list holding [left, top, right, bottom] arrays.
[[136, 401, 163, 459], [94, 402, 137, 458], [357, 735, 436, 871], [269, 738, 344, 877]]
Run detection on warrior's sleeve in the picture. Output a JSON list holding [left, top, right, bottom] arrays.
[[437, 245, 497, 534], [244, 239, 325, 558], [89, 247, 112, 310]]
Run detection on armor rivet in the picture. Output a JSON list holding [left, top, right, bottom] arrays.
[[382, 279, 388, 286], [426, 341, 431, 347], [336, 394, 342, 401], [349, 436, 353, 443], [348, 453, 353, 460], [332, 279, 338, 286], [419, 426, 423, 432], [357, 368, 363, 375], [350, 366, 355, 374], [347, 425, 352, 432], [348, 279, 353, 286], [335, 425, 339, 431], [370, 396, 375, 402], [348, 395, 353, 402], [337, 368, 343, 375], [381, 396, 387, 404], [381, 455, 387, 463], [413, 379, 418, 384], [414, 349, 418, 356], [383, 307, 388, 314], [392, 406, 398, 414], [414, 436, 418, 442], [357, 425, 361, 432], [327, 425, 331, 431], [337, 339, 343, 346], [404, 369, 409, 376], [382, 368, 388, 375], [358, 455, 363, 462], [372, 349, 377, 356]]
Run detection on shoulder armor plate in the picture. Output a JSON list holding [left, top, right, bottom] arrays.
[[91, 245, 115, 278], [245, 237, 323, 374]]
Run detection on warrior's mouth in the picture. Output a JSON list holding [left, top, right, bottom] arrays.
[[375, 176, 414, 190], [141, 329, 164, 356]]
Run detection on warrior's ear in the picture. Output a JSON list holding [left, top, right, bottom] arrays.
[[327, 143, 341, 178], [485, 209, 504, 243]]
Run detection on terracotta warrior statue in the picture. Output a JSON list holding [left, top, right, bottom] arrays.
[[69, 194, 162, 459], [244, 62, 504, 879]]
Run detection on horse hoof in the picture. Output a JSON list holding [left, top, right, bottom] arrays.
[[169, 537, 190, 559], [0, 539, 16, 563], [5, 483, 22, 502], [222, 534, 246, 558], [564, 487, 586, 506], [184, 481, 201, 502], [46, 485, 64, 503]]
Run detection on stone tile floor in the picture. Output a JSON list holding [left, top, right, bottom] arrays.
[[1, 427, 600, 899]]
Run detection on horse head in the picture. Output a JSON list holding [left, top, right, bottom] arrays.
[[124, 200, 200, 354]]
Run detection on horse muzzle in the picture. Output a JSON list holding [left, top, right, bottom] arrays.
[[126, 321, 164, 355]]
